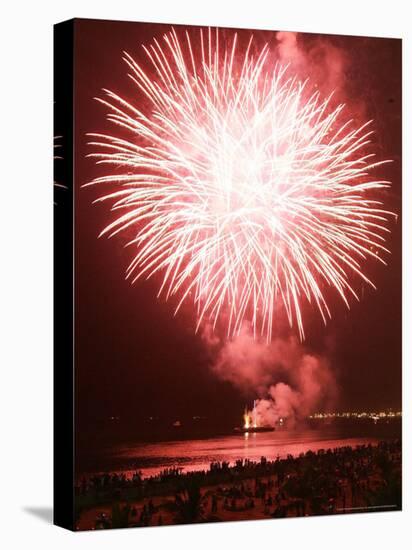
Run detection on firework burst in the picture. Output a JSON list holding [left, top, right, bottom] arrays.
[[87, 28, 394, 340]]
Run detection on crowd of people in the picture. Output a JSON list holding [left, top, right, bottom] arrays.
[[75, 440, 401, 529]]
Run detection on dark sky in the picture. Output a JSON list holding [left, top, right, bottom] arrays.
[[72, 19, 401, 437]]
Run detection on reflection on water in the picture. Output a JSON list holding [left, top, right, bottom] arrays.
[[83, 423, 400, 479]]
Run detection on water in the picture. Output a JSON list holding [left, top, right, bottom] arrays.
[[78, 421, 400, 479]]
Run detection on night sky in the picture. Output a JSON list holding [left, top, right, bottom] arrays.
[[72, 19, 401, 440]]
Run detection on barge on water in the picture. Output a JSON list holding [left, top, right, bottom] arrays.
[[234, 425, 275, 434], [235, 402, 275, 433]]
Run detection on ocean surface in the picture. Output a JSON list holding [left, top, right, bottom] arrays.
[[78, 421, 401, 479]]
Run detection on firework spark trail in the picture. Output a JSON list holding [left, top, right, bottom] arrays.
[[87, 28, 394, 341], [54, 135, 66, 204]]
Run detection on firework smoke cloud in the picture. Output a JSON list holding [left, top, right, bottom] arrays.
[[205, 324, 338, 426]]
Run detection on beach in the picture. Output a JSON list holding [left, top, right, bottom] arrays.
[[75, 438, 401, 530]]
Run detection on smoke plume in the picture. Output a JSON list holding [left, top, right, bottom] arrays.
[[204, 324, 338, 426], [276, 31, 349, 100]]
